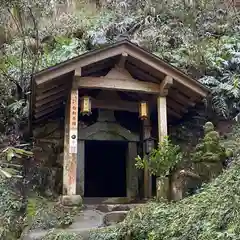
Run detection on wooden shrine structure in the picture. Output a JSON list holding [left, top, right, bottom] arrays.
[[30, 39, 209, 203]]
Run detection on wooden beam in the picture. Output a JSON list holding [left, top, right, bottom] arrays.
[[35, 45, 124, 85], [124, 46, 208, 97], [160, 76, 173, 96], [118, 52, 128, 68], [75, 76, 160, 94]]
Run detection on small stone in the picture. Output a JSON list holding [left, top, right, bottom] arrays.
[[61, 195, 82, 206]]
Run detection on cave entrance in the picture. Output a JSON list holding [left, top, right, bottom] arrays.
[[84, 140, 127, 198]]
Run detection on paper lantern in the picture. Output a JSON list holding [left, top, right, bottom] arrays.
[[80, 96, 91, 116], [139, 101, 148, 120]]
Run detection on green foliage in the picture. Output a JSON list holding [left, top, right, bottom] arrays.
[[3, 146, 33, 161], [28, 197, 79, 230], [135, 137, 183, 178], [0, 146, 33, 179], [192, 122, 227, 163], [90, 123, 240, 240], [222, 123, 240, 156], [0, 179, 25, 240], [90, 157, 240, 240], [40, 37, 86, 69], [42, 230, 83, 240]]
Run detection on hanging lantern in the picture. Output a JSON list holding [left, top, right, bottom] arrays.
[[144, 137, 156, 154], [139, 101, 148, 120], [80, 96, 91, 116]]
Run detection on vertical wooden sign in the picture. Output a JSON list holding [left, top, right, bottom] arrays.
[[68, 89, 78, 195], [69, 89, 78, 154]]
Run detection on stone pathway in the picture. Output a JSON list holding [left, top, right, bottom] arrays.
[[23, 203, 141, 240]]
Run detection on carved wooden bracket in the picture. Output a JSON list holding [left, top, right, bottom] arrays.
[[160, 76, 173, 96]]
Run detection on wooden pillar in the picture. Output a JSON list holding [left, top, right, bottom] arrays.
[[157, 76, 173, 142], [126, 142, 138, 199], [143, 119, 152, 199], [63, 82, 79, 196], [157, 96, 167, 142], [156, 76, 173, 201]]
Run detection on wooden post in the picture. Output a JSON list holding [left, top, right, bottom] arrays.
[[156, 76, 173, 201], [143, 119, 151, 199], [67, 87, 78, 195], [157, 96, 168, 143], [63, 96, 70, 195], [158, 76, 173, 142], [63, 80, 79, 197]]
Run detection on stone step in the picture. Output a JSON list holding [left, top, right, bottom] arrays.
[[94, 203, 144, 212], [103, 211, 128, 226]]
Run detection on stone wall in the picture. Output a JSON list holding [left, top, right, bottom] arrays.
[[32, 120, 64, 195], [33, 120, 64, 166]]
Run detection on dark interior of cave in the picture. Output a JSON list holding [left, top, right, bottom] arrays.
[[84, 140, 127, 198]]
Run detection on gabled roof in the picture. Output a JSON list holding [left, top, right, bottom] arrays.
[[31, 39, 210, 124]]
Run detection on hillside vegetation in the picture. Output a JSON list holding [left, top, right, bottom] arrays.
[[0, 0, 240, 132], [0, 1, 240, 239], [89, 124, 240, 240]]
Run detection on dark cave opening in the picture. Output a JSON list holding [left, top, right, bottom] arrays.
[[84, 140, 127, 197]]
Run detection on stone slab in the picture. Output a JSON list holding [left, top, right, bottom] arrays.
[[61, 195, 83, 206]]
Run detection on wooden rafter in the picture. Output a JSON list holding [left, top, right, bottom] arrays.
[[34, 105, 62, 118], [35, 92, 66, 107], [35, 98, 66, 113], [126, 62, 160, 83], [167, 98, 188, 114], [168, 89, 195, 107], [123, 45, 208, 97], [36, 85, 67, 101]]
